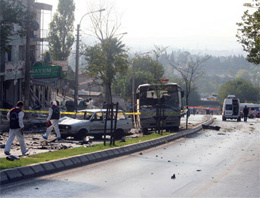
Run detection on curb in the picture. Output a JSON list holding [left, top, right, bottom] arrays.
[[0, 118, 213, 185]]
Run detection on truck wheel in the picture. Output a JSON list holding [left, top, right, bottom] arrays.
[[74, 129, 88, 140], [222, 116, 226, 121], [114, 129, 124, 139], [237, 117, 241, 122]]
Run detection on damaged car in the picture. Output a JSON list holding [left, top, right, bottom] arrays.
[[59, 109, 132, 140]]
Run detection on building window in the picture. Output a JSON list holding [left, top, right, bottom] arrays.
[[19, 46, 25, 61], [6, 46, 12, 61]]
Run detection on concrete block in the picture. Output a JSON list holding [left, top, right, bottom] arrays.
[[99, 151, 109, 159], [41, 162, 56, 172], [4, 168, 23, 181], [30, 164, 45, 175], [122, 147, 130, 153], [61, 158, 74, 168], [16, 166, 35, 178], [112, 148, 120, 156], [131, 145, 139, 152], [0, 171, 9, 184], [117, 148, 125, 154], [71, 157, 81, 166], [93, 152, 103, 161], [106, 150, 115, 157], [86, 153, 96, 163], [52, 160, 65, 170], [78, 155, 90, 164]]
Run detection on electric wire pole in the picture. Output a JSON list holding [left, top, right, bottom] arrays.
[[24, 0, 32, 109]]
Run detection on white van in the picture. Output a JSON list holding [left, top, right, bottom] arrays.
[[222, 95, 241, 121], [240, 103, 260, 118]]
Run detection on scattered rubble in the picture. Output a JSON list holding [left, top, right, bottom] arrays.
[[202, 125, 221, 131]]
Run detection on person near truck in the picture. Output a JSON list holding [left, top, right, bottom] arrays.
[[4, 101, 29, 156], [42, 100, 61, 140], [243, 105, 249, 122]]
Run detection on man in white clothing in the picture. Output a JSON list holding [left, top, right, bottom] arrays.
[[42, 100, 61, 140], [88, 98, 93, 109], [4, 101, 29, 156]]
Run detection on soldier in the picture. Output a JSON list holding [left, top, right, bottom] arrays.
[[4, 101, 29, 156], [42, 100, 61, 140]]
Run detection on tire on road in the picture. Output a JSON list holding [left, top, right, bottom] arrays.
[[114, 129, 124, 139], [74, 129, 88, 140]]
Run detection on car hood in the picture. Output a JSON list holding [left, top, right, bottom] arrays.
[[59, 117, 88, 125]]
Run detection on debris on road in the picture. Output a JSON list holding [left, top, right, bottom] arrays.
[[202, 125, 221, 131], [171, 174, 176, 179]]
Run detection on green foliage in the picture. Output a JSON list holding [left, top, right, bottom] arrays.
[[48, 0, 75, 60], [218, 78, 260, 103], [0, 0, 27, 51], [84, 38, 128, 102], [235, 69, 251, 82], [112, 55, 164, 100], [237, 0, 260, 64]]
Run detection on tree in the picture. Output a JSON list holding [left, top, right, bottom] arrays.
[[113, 54, 165, 100], [218, 78, 260, 104], [84, 37, 128, 103], [167, 52, 210, 129], [235, 69, 251, 82], [48, 0, 75, 61], [237, 0, 260, 64]]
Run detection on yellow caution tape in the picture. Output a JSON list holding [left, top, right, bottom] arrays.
[[0, 109, 186, 116]]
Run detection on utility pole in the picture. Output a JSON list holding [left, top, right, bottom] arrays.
[[74, 9, 105, 114], [24, 0, 32, 109], [74, 24, 80, 113], [0, 7, 4, 108], [132, 63, 136, 127]]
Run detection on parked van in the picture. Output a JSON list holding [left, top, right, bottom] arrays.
[[240, 103, 260, 118], [222, 95, 241, 121]]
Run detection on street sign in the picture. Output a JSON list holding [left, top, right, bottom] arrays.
[[31, 65, 61, 78]]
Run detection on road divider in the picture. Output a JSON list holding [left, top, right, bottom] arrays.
[[0, 116, 213, 185]]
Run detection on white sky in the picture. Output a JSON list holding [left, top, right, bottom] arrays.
[[37, 0, 248, 54]]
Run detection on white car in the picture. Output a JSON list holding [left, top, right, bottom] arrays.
[[59, 109, 132, 140]]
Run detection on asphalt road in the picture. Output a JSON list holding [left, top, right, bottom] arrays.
[[1, 115, 259, 197]]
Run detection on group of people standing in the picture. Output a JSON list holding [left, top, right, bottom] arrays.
[[4, 100, 61, 156]]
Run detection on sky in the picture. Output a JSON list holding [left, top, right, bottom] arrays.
[[36, 0, 248, 55]]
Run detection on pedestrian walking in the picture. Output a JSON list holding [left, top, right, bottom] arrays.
[[243, 105, 249, 122], [42, 100, 61, 140], [4, 101, 29, 156], [88, 98, 93, 109]]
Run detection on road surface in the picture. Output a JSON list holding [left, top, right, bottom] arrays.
[[1, 115, 259, 197]]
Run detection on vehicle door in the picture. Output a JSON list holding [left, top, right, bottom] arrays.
[[89, 112, 105, 135]]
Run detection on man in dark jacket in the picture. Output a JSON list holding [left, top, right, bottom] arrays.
[[4, 101, 29, 156], [243, 105, 249, 122], [42, 100, 61, 140]]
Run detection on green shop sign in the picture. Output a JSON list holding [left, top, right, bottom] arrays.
[[31, 65, 61, 78]]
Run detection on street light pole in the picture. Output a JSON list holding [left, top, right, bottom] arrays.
[[74, 9, 105, 114], [74, 24, 80, 113]]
